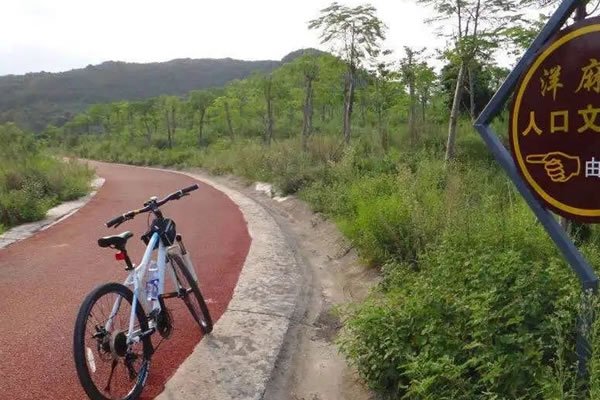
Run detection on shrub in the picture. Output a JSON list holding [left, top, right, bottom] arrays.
[[339, 243, 578, 399], [0, 124, 93, 231], [0, 189, 48, 224], [70, 127, 599, 399]]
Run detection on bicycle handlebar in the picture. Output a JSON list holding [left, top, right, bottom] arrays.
[[105, 184, 199, 228], [181, 184, 199, 194]]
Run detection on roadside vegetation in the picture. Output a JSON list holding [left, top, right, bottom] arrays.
[[0, 123, 93, 232], [65, 125, 600, 398], [19, 0, 600, 398]]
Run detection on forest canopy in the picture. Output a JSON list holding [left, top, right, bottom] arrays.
[[0, 49, 321, 132]]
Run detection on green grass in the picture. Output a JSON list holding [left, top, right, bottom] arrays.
[[0, 124, 93, 231], [69, 120, 600, 399]]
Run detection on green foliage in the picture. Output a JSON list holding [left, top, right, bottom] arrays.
[[339, 246, 577, 399], [8, 0, 592, 396], [0, 56, 304, 132], [47, 53, 358, 151], [70, 119, 600, 399], [440, 60, 509, 115], [45, 5, 599, 396], [309, 2, 387, 68], [502, 14, 549, 57], [0, 124, 93, 230], [325, 145, 581, 398]]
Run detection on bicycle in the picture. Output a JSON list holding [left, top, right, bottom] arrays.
[[73, 184, 213, 400]]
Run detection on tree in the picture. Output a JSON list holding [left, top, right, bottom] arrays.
[[226, 79, 253, 135], [309, 2, 386, 144], [263, 74, 275, 146], [131, 99, 158, 146], [224, 100, 234, 140], [302, 58, 319, 151], [70, 113, 91, 135], [285, 53, 322, 151], [400, 47, 425, 144], [252, 71, 289, 146], [440, 60, 507, 118], [158, 96, 180, 149], [88, 104, 110, 134], [415, 62, 437, 123], [502, 13, 548, 58], [418, 0, 523, 161], [108, 102, 128, 135], [314, 55, 347, 124], [42, 124, 63, 146], [369, 59, 400, 152], [189, 90, 216, 146]]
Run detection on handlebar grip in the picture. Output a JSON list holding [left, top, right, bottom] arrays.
[[106, 215, 125, 228], [182, 184, 199, 194]]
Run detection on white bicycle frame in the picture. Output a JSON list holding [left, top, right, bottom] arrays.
[[105, 231, 199, 345]]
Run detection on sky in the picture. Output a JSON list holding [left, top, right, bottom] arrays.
[[0, 0, 448, 76]]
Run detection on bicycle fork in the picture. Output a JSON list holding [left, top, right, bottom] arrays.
[[174, 234, 198, 283]]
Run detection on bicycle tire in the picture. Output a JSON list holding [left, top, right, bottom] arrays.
[[73, 283, 152, 400], [170, 254, 213, 334]]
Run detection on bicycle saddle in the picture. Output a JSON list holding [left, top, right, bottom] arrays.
[[98, 231, 134, 249]]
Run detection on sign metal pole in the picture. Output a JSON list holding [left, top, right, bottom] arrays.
[[473, 0, 598, 376]]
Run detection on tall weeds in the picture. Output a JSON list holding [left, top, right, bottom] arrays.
[[71, 122, 600, 399], [0, 124, 93, 231]]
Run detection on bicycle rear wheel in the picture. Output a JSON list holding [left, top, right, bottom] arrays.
[[170, 254, 213, 334], [73, 283, 152, 400]]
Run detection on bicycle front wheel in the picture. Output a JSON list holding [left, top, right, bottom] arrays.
[[73, 283, 152, 400], [170, 254, 213, 334]]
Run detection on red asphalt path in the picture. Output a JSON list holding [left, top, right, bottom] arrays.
[[0, 161, 251, 400]]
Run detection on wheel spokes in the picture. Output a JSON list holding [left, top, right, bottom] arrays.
[[83, 290, 146, 399]]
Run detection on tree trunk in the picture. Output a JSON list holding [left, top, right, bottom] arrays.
[[445, 61, 466, 162], [302, 77, 314, 152], [343, 69, 355, 145], [468, 66, 476, 122], [408, 79, 417, 144], [224, 101, 234, 140], [264, 76, 274, 146], [421, 97, 426, 124], [165, 110, 173, 149], [143, 118, 152, 146], [378, 108, 388, 152], [198, 109, 206, 147], [172, 107, 176, 147]]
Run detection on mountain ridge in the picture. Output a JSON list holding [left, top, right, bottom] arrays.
[[1, 48, 324, 132]]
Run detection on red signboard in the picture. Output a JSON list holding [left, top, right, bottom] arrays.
[[510, 17, 600, 222]]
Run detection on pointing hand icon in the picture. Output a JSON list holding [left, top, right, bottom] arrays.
[[526, 152, 581, 183]]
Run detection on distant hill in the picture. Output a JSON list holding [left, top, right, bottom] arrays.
[[0, 54, 312, 132], [281, 48, 328, 64]]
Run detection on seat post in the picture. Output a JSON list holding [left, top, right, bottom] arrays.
[[123, 250, 134, 271], [116, 245, 134, 271]]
